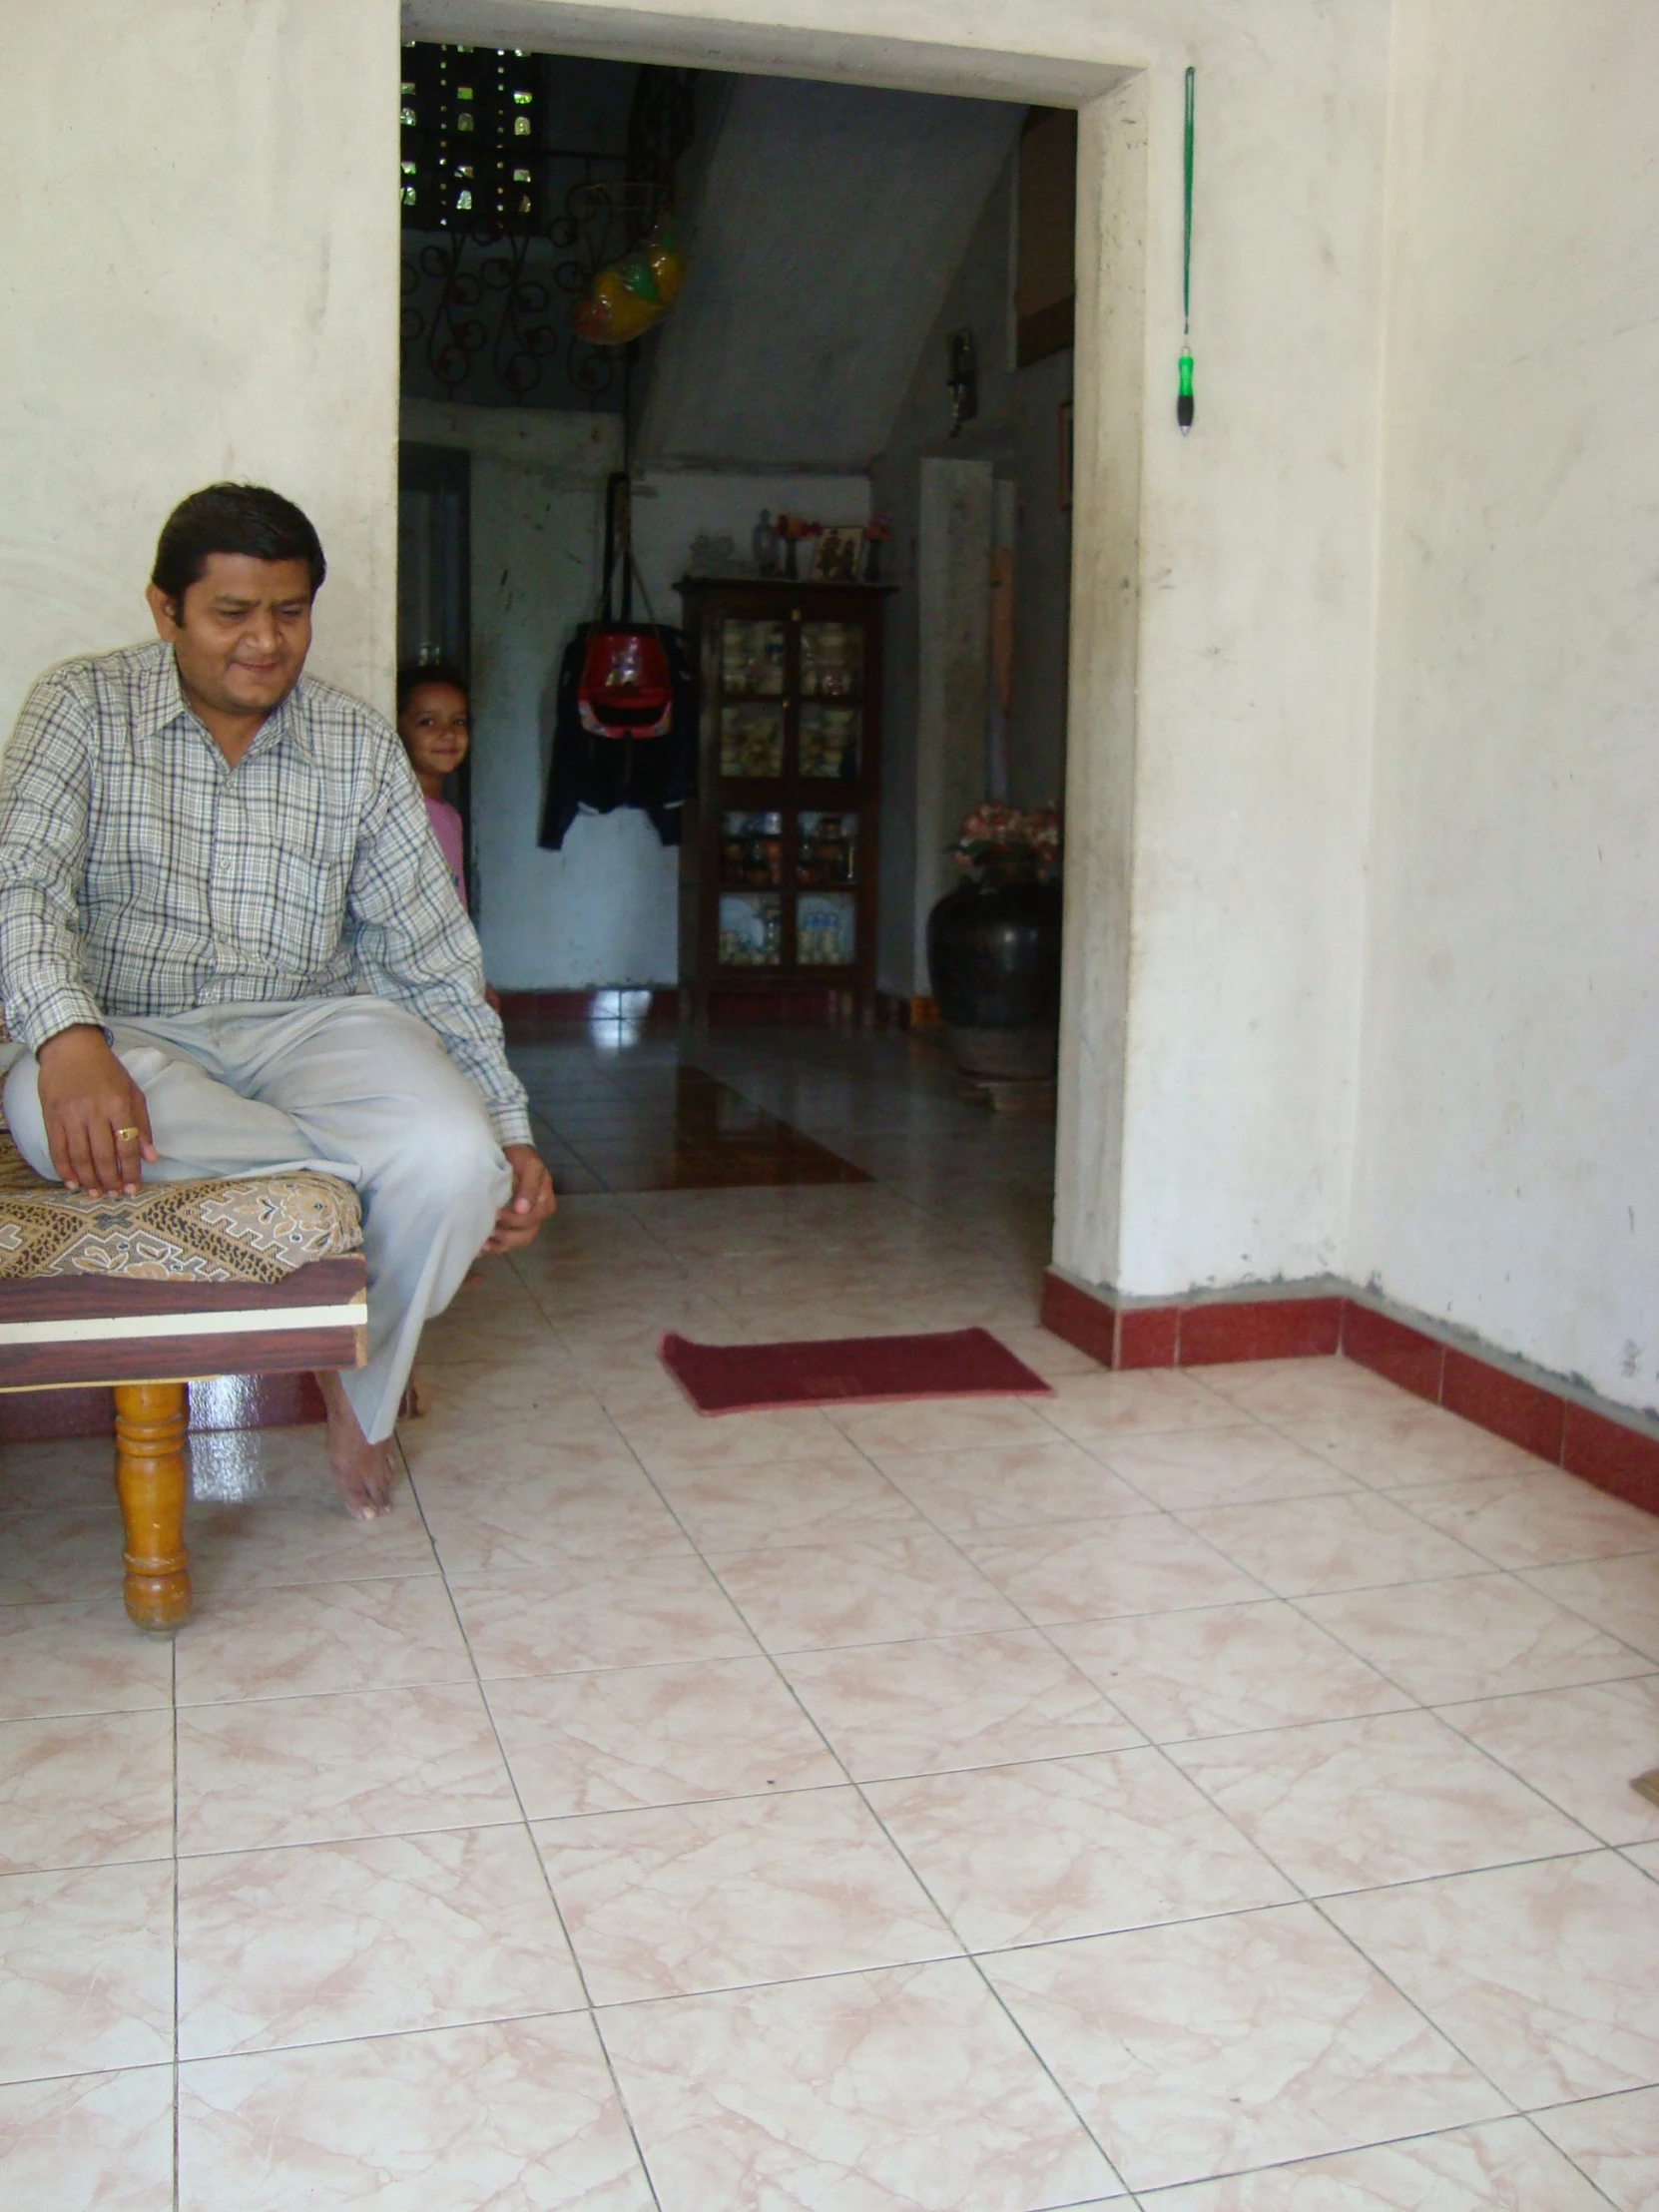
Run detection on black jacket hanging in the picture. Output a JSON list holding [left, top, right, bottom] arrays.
[[538, 620, 697, 850]]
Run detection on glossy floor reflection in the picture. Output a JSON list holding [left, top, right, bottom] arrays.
[[2, 1026, 1657, 2209]]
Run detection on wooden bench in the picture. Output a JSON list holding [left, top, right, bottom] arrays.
[[0, 1124, 364, 1630]]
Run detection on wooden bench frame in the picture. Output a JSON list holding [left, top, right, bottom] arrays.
[[0, 1257, 366, 1629]]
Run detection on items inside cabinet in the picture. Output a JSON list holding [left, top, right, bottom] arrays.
[[677, 578, 890, 1023]]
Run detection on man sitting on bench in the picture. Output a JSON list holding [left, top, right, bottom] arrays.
[[0, 482, 554, 1517]]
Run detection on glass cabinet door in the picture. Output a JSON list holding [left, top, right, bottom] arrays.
[[719, 704, 784, 778], [799, 621, 861, 700], [718, 891, 782, 967], [719, 619, 786, 696], [796, 891, 856, 967]]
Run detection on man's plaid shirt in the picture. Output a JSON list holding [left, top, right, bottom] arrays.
[[0, 641, 531, 1146]]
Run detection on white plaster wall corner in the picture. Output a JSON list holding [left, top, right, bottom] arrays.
[[0, 0, 402, 739], [1053, 71, 1148, 1294]]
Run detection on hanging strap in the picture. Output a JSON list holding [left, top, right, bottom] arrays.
[[1179, 67, 1196, 432]]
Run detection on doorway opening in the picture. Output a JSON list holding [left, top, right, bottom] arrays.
[[391, 29, 1125, 1215]]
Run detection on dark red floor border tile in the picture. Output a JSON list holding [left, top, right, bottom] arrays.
[[1561, 1402, 1659, 1514], [1040, 1272, 1121, 1368], [1179, 1297, 1343, 1365], [1441, 1348, 1567, 1462], [1342, 1302, 1446, 1402], [1116, 1305, 1180, 1369]]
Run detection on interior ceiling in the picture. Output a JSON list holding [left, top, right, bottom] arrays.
[[636, 75, 1022, 471]]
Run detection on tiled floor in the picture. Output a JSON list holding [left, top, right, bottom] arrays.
[[3, 1027, 1659, 2207]]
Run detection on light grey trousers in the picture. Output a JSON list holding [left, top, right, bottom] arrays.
[[3, 997, 511, 1442]]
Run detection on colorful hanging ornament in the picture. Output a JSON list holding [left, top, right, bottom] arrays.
[[575, 217, 684, 348], [1179, 67, 1196, 432]]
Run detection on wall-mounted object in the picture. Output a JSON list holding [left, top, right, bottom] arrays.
[[947, 327, 978, 438]]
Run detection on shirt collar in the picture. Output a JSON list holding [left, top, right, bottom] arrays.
[[136, 645, 315, 762]]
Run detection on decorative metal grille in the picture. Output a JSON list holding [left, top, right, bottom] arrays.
[[398, 45, 695, 410]]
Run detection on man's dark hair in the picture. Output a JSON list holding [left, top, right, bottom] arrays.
[[396, 663, 470, 717], [151, 483, 327, 606]]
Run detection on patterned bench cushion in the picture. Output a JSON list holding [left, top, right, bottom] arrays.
[[0, 1128, 361, 1285]]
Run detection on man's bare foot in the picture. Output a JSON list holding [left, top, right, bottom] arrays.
[[400, 1365, 430, 1420], [314, 1370, 398, 1521]]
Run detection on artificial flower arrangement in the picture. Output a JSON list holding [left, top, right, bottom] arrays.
[[949, 802, 1062, 885]]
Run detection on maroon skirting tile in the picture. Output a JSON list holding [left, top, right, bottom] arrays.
[[1441, 1348, 1567, 1462], [1341, 1302, 1446, 1402], [1561, 1401, 1659, 1514], [1178, 1297, 1343, 1366]]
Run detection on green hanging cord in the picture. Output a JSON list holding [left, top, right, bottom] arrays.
[[1179, 65, 1196, 432]]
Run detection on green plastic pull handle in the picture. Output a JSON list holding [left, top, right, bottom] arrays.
[[1178, 346, 1194, 432]]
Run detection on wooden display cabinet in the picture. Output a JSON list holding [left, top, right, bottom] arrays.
[[677, 578, 889, 1025]]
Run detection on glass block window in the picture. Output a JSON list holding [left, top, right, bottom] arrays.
[[399, 43, 544, 233]]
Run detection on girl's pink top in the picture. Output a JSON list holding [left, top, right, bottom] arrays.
[[424, 795, 467, 910]]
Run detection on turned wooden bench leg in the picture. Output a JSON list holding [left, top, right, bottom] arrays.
[[114, 1381, 192, 1631]]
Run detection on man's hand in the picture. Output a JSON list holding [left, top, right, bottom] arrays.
[[482, 1142, 556, 1254], [36, 1025, 157, 1197]]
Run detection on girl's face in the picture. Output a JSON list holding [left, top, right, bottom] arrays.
[[398, 682, 470, 788]]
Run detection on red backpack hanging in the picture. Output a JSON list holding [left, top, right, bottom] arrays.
[[577, 474, 674, 738]]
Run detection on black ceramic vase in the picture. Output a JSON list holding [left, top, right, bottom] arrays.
[[926, 875, 1063, 1083]]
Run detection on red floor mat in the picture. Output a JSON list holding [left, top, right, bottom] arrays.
[[660, 1327, 1053, 1415]]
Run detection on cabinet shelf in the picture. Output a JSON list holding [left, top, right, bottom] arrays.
[[678, 578, 890, 1024]]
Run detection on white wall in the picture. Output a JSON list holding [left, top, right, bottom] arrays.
[[0, 0, 400, 732], [401, 402, 680, 990], [632, 471, 870, 617], [1353, 0, 1659, 1415], [402, 413, 868, 989]]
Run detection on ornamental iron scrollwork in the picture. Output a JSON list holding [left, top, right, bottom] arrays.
[[398, 45, 694, 409]]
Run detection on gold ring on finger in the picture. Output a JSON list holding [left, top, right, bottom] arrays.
[[115, 1126, 142, 1143]]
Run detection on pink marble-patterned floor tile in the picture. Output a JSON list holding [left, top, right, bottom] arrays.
[[1534, 2084, 1659, 2211], [604, 1402, 864, 1478], [600, 1957, 1125, 2209], [0, 1860, 175, 2082], [1195, 1357, 1413, 1424], [1030, 1368, 1239, 1446], [417, 1467, 695, 1575], [1440, 1674, 1659, 1845], [0, 1708, 174, 1873], [177, 1681, 517, 1856], [1326, 1850, 1659, 2106], [710, 1528, 1022, 1651], [1176, 1489, 1489, 1597], [0, 1436, 122, 1515], [0, 1508, 126, 1606], [1151, 2115, 1611, 2209], [1299, 1573, 1650, 1705], [871, 1437, 1152, 1531], [0, 2065, 175, 2212], [185, 1498, 439, 1595], [485, 1654, 842, 1817], [823, 1394, 1067, 1457], [1170, 1708, 1595, 1895], [866, 1747, 1292, 1948], [1092, 1422, 1360, 1511], [1522, 1553, 1659, 1663], [1051, 1600, 1410, 1743], [964, 1513, 1266, 1625], [179, 1825, 583, 2058], [985, 1903, 1504, 2193], [1275, 1402, 1549, 1487], [648, 1452, 923, 1550], [1398, 1469, 1659, 1570], [778, 1627, 1141, 1779], [448, 1552, 758, 1678], [173, 1574, 473, 1706], [535, 1785, 958, 2001], [179, 2013, 654, 2212]]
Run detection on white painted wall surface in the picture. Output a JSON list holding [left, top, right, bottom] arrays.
[[0, 0, 400, 734], [632, 472, 870, 618], [400, 403, 678, 991], [1353, 0, 1659, 1414], [913, 458, 994, 983]]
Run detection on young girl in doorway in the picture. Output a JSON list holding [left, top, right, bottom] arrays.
[[395, 665, 501, 1013]]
